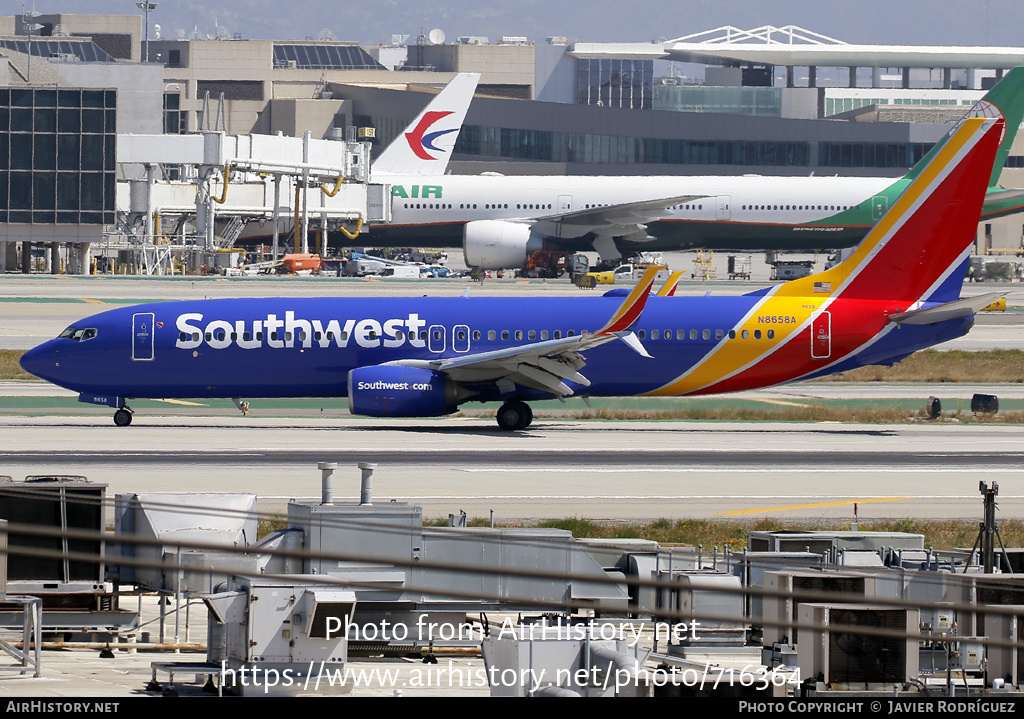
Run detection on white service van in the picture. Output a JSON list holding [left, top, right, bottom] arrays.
[[375, 266, 421, 279]]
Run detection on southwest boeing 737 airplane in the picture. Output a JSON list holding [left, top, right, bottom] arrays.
[[20, 115, 1008, 430], [358, 69, 1024, 269]]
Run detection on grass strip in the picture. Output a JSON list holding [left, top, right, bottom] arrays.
[[420, 516, 1024, 552]]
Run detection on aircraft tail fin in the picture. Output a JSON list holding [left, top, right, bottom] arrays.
[[903, 67, 1024, 187], [786, 117, 1002, 304], [371, 73, 480, 177]]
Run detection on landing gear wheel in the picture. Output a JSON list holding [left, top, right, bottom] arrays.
[[113, 409, 133, 427], [496, 400, 532, 431]]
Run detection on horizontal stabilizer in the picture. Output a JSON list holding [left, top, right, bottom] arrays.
[[888, 292, 1008, 325], [983, 187, 1024, 209]]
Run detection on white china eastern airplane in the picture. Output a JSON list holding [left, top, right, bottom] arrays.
[[361, 69, 1024, 270]]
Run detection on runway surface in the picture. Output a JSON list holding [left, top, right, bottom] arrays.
[[1, 414, 1021, 523]]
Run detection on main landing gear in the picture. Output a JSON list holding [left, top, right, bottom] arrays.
[[496, 400, 533, 431], [113, 406, 134, 427]]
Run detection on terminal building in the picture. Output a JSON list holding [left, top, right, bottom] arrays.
[[1, 14, 1023, 273]]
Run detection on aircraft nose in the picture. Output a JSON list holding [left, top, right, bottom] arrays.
[[19, 341, 61, 383]]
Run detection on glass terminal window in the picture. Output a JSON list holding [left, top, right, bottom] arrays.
[[0, 88, 116, 225]]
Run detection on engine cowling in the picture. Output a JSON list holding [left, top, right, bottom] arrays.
[[462, 220, 542, 270], [348, 365, 459, 417]]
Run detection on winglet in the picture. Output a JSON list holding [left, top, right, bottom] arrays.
[[657, 270, 685, 297], [612, 331, 654, 358], [371, 73, 481, 177], [596, 264, 664, 335]]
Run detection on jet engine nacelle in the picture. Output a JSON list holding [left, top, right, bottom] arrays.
[[348, 365, 458, 417], [462, 220, 542, 270]]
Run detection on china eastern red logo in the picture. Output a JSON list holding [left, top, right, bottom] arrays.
[[405, 111, 457, 160]]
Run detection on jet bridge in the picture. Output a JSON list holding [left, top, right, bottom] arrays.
[[114, 130, 387, 275]]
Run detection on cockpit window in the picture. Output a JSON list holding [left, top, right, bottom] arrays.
[[58, 327, 98, 342]]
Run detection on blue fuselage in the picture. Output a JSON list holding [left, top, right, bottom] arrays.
[[20, 294, 971, 405]]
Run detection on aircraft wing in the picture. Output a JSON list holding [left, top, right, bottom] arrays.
[[387, 266, 663, 397], [530, 195, 707, 239]]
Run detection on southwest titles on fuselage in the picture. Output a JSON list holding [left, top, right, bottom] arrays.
[[174, 311, 428, 350]]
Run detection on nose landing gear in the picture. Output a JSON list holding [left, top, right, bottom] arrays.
[[496, 400, 533, 431]]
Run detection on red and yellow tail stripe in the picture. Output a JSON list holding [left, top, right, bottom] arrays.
[[646, 117, 1001, 397]]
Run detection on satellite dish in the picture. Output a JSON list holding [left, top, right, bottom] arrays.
[[428, 28, 445, 45]]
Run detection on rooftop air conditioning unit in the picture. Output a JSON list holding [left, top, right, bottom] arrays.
[[762, 570, 875, 646], [798, 604, 918, 690]]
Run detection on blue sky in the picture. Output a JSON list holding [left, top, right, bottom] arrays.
[[30, 0, 1024, 47]]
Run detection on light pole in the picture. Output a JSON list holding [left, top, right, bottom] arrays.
[[136, 2, 158, 62], [23, 12, 42, 84]]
